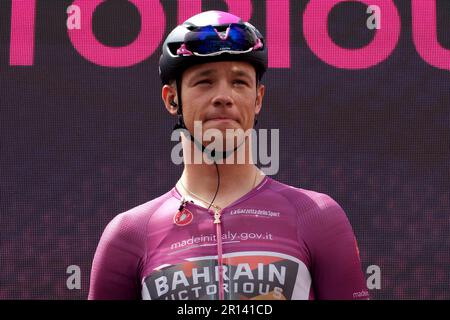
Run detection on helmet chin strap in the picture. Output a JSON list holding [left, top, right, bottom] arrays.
[[173, 112, 245, 162], [172, 79, 256, 162], [171, 78, 259, 211]]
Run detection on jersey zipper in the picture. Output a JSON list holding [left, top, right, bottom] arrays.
[[213, 208, 224, 300]]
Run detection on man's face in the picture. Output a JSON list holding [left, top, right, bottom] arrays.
[[177, 61, 265, 134]]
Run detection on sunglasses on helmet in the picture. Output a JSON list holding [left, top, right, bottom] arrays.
[[177, 23, 263, 57]]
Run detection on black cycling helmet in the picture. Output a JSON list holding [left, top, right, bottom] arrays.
[[160, 11, 267, 161], [159, 10, 268, 85]]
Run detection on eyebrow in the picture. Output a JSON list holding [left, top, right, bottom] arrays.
[[185, 69, 215, 85], [231, 69, 253, 82], [193, 69, 217, 78], [187, 68, 254, 84]]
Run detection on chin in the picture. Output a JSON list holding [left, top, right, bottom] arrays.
[[203, 121, 240, 130]]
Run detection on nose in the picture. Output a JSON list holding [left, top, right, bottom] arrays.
[[211, 81, 234, 108]]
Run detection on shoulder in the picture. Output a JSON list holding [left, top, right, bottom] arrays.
[[89, 190, 176, 299], [266, 177, 344, 217], [271, 180, 357, 250], [265, 178, 353, 237], [100, 189, 175, 244]]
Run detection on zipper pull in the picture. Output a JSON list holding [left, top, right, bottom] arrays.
[[213, 209, 221, 224], [178, 196, 187, 211]]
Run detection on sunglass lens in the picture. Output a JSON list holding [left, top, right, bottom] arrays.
[[184, 24, 258, 54]]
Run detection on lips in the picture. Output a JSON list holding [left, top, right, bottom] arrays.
[[204, 115, 238, 122], [208, 117, 232, 120]]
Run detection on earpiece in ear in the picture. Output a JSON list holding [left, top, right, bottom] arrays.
[[170, 100, 178, 108]]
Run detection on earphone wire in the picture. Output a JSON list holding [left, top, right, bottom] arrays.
[[179, 164, 259, 212], [207, 160, 220, 212]]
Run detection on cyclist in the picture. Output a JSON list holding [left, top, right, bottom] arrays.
[[88, 10, 369, 300]]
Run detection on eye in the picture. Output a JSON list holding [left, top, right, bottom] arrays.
[[233, 79, 249, 86], [195, 79, 212, 86]]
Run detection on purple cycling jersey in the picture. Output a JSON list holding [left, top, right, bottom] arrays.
[[88, 176, 369, 300]]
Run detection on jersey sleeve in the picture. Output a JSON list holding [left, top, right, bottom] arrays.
[[300, 193, 369, 300], [88, 211, 147, 300]]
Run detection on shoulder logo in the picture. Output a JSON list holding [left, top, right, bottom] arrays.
[[174, 207, 194, 226]]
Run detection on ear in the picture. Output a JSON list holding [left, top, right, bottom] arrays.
[[162, 84, 178, 115], [254, 83, 265, 115]]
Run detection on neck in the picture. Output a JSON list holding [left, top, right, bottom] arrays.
[[176, 135, 265, 208]]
